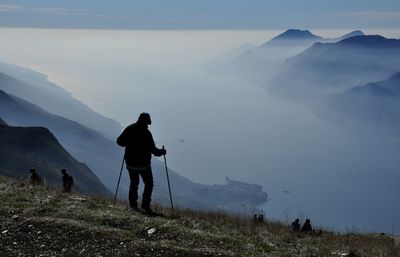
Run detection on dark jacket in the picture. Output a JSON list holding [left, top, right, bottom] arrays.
[[62, 174, 74, 189], [30, 172, 42, 185], [117, 123, 163, 166]]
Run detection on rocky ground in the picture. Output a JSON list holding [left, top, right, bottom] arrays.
[[0, 211, 229, 257]]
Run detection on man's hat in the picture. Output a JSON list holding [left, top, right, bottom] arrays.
[[137, 112, 151, 125]]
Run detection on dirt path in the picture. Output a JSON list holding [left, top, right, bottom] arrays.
[[0, 217, 225, 257]]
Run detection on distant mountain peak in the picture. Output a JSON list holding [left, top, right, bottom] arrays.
[[260, 29, 323, 48], [340, 30, 365, 39], [273, 29, 322, 41]]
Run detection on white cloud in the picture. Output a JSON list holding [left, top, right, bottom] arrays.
[[31, 7, 76, 15], [339, 11, 400, 21], [0, 4, 23, 12], [31, 7, 127, 19]]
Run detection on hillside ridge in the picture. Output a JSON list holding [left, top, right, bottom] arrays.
[[0, 176, 398, 257], [0, 123, 111, 196]]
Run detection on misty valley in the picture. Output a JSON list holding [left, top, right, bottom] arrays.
[[0, 28, 399, 235]]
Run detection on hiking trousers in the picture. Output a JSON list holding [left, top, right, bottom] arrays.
[[127, 167, 153, 208]]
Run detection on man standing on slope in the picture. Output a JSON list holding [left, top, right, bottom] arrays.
[[61, 169, 74, 193], [117, 112, 166, 215]]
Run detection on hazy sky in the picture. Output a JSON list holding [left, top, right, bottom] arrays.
[[0, 0, 400, 29]]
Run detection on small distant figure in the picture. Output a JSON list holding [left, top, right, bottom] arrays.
[[29, 168, 42, 186], [253, 213, 264, 223], [291, 218, 301, 232], [61, 169, 74, 193], [301, 218, 313, 233]]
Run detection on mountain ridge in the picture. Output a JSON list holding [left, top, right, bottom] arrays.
[[337, 35, 400, 48], [315, 72, 400, 136], [206, 29, 368, 86], [0, 63, 122, 139], [269, 35, 400, 100], [0, 122, 111, 196]]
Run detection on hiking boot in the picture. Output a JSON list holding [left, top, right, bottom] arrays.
[[141, 204, 155, 215], [130, 202, 139, 211]]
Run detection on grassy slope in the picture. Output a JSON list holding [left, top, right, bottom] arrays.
[[0, 175, 398, 257]]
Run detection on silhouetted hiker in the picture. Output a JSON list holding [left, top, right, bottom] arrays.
[[61, 169, 74, 193], [117, 112, 166, 215], [291, 218, 301, 232], [29, 168, 42, 186], [301, 218, 312, 233]]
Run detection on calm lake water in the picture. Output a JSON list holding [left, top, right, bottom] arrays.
[[1, 28, 400, 234]]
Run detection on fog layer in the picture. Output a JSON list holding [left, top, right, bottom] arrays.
[[0, 29, 399, 234]]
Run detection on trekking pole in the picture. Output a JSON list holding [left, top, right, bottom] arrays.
[[113, 156, 125, 204], [162, 146, 174, 211]]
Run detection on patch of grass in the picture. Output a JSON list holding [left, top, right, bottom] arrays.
[[0, 176, 399, 257]]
